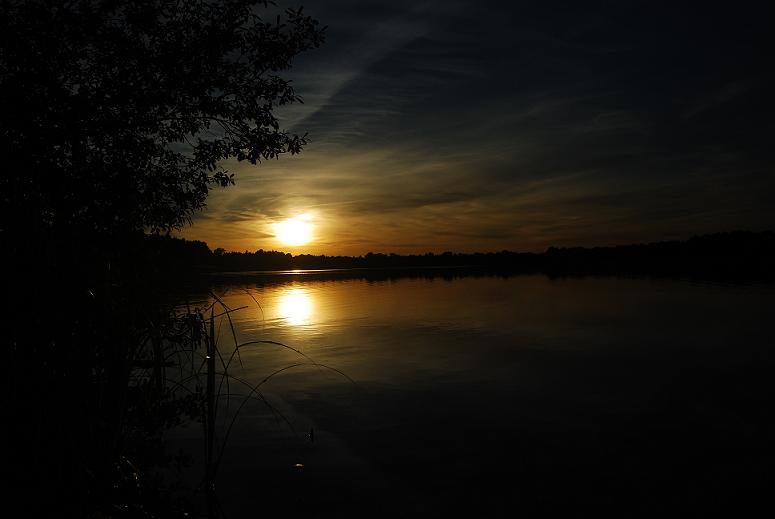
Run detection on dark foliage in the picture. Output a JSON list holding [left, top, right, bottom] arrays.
[[153, 230, 775, 282], [2, 0, 324, 241], [2, 1, 324, 516]]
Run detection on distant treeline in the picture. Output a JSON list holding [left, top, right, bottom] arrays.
[[144, 230, 775, 280]]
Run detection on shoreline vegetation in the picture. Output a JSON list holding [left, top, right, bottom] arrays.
[[153, 230, 775, 281]]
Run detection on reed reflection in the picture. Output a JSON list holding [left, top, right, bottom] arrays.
[[277, 287, 313, 326]]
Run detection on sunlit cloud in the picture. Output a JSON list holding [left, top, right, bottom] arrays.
[[178, 0, 775, 254]]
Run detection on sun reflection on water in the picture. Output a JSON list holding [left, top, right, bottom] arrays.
[[277, 288, 313, 326]]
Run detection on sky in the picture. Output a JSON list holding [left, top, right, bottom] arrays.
[[179, 0, 774, 255]]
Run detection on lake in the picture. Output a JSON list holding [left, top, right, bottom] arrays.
[[170, 271, 774, 516]]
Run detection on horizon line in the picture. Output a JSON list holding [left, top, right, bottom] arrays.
[[159, 229, 775, 257]]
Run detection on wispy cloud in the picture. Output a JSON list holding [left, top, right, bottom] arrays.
[[179, 0, 775, 254]]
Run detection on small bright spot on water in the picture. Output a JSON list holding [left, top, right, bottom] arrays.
[[278, 288, 313, 326]]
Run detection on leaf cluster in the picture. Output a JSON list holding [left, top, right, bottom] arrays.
[[1, 0, 325, 234]]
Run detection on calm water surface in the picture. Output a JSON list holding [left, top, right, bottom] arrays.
[[172, 273, 774, 516]]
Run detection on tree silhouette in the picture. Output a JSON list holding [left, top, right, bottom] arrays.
[[2, 0, 324, 239], [2, 2, 325, 515]]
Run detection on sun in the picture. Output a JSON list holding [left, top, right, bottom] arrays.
[[274, 214, 314, 246]]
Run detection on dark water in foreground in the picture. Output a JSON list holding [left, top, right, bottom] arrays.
[[171, 273, 774, 516]]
